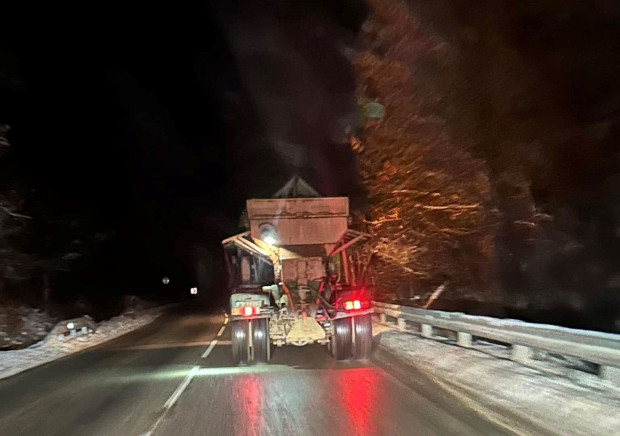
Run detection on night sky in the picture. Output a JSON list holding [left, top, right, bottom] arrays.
[[3, 0, 620, 329], [0, 0, 367, 302]]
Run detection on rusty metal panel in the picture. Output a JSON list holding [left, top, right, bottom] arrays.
[[281, 257, 324, 284], [247, 197, 349, 245], [247, 197, 348, 218]]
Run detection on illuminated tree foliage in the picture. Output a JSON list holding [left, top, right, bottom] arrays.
[[351, 0, 498, 299]]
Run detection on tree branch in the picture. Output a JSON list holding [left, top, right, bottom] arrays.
[[0, 204, 32, 220]]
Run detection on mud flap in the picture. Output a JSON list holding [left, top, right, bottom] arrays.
[[286, 316, 325, 344]]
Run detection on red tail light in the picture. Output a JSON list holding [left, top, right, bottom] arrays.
[[242, 306, 256, 316], [343, 299, 368, 311]]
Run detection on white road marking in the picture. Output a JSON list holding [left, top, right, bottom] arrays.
[[141, 364, 201, 435], [140, 405, 168, 436], [140, 312, 228, 436], [164, 365, 200, 409], [142, 317, 228, 436], [201, 339, 218, 358]]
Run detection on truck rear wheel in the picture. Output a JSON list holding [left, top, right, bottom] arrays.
[[331, 318, 352, 360], [353, 314, 372, 359], [231, 320, 250, 365], [252, 318, 271, 363]]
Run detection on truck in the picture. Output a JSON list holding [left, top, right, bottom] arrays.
[[222, 177, 373, 365]]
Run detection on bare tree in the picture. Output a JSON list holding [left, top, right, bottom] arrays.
[[0, 125, 10, 148], [0, 191, 32, 298]]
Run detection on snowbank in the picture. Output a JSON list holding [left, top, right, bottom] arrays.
[[0, 306, 55, 350], [373, 321, 620, 435], [0, 308, 164, 380]]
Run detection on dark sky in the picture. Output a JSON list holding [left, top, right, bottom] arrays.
[[3, 0, 620, 328], [0, 0, 367, 298]]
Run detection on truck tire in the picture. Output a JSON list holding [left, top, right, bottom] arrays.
[[353, 314, 372, 359], [252, 318, 271, 363], [331, 317, 352, 360], [231, 320, 250, 365]]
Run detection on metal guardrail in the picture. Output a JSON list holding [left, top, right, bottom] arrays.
[[372, 301, 620, 384]]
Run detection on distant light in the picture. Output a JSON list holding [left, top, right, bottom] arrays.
[[162, 277, 170, 285], [67, 322, 75, 330], [263, 235, 276, 246], [190, 287, 198, 295]]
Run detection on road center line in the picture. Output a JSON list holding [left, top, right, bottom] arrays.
[[201, 339, 218, 358], [163, 365, 200, 409], [141, 318, 227, 436]]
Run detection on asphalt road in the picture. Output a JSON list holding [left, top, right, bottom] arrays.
[[0, 305, 514, 436]]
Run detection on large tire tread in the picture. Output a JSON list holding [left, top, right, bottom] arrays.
[[231, 320, 250, 365], [353, 314, 372, 359], [331, 317, 352, 360], [252, 318, 271, 363]]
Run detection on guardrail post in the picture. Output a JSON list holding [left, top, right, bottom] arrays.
[[511, 345, 531, 363], [600, 366, 620, 386], [397, 318, 407, 331], [457, 332, 472, 348], [379, 313, 387, 324], [421, 324, 433, 338]]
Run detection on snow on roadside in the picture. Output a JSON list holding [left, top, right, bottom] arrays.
[[0, 308, 164, 380], [373, 320, 620, 436], [0, 306, 55, 350]]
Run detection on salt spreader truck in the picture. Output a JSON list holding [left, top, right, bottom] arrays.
[[222, 177, 373, 364]]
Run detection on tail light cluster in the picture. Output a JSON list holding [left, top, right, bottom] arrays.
[[231, 303, 260, 317], [242, 306, 258, 316], [343, 299, 370, 311]]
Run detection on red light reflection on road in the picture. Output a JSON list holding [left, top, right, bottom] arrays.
[[333, 367, 382, 435], [232, 374, 262, 436]]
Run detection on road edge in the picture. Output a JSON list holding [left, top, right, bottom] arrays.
[[0, 305, 175, 381], [371, 343, 556, 436]]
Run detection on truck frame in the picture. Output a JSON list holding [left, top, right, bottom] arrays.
[[222, 177, 373, 364]]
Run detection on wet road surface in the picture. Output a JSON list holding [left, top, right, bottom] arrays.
[[0, 306, 514, 436]]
